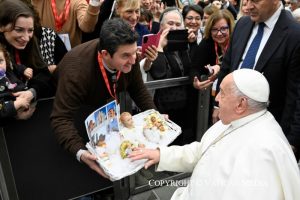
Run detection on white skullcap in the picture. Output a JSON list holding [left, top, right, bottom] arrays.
[[232, 69, 269, 102]]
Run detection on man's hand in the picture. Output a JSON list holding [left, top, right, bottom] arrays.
[[80, 150, 109, 179], [128, 148, 160, 169]]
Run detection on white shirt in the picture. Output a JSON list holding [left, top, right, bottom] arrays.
[[157, 110, 300, 200], [239, 3, 283, 69]]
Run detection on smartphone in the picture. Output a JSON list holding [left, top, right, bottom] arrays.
[[166, 29, 189, 51], [141, 33, 160, 57]]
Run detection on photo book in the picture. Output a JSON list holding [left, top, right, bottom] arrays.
[[85, 100, 181, 181]]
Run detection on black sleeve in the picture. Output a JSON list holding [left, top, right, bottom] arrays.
[[190, 38, 215, 81], [28, 68, 56, 99], [14, 64, 27, 77], [149, 52, 169, 79], [54, 34, 68, 64]]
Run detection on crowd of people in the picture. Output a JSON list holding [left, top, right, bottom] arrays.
[[1, 0, 300, 199]]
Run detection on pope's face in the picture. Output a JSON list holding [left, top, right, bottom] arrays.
[[0, 17, 34, 50], [215, 74, 240, 124]]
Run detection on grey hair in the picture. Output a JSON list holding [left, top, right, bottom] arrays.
[[231, 81, 269, 112], [159, 7, 184, 26]]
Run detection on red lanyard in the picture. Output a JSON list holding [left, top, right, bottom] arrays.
[[50, 0, 71, 31], [214, 41, 229, 65], [97, 52, 121, 100], [15, 50, 21, 65]]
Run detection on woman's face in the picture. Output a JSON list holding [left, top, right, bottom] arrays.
[[0, 16, 34, 50], [210, 18, 230, 45], [117, 4, 140, 30], [241, 0, 249, 16], [184, 10, 202, 32]]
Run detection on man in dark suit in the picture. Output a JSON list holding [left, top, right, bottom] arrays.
[[215, 0, 300, 158]]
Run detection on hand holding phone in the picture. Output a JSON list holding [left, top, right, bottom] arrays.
[[142, 33, 161, 57]]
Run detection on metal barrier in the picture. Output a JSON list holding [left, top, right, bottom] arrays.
[[0, 76, 211, 200]]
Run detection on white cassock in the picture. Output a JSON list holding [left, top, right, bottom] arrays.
[[157, 110, 300, 200]]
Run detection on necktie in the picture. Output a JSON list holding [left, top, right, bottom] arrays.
[[241, 23, 265, 69]]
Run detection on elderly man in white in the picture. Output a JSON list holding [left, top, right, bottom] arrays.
[[129, 69, 300, 200]]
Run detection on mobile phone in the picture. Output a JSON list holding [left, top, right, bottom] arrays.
[[166, 29, 189, 51], [141, 33, 160, 57]]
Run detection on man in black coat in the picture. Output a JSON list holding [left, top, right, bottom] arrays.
[[215, 0, 300, 159]]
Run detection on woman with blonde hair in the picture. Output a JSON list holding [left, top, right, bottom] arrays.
[[115, 0, 158, 75]]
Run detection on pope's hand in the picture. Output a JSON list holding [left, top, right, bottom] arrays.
[[128, 148, 160, 169]]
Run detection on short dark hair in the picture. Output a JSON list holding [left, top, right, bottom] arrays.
[[182, 4, 204, 20], [99, 18, 139, 56], [0, 0, 34, 30]]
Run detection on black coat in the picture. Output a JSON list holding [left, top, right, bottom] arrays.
[[218, 10, 300, 150]]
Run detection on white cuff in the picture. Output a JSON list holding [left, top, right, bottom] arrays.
[[76, 149, 86, 162], [89, 0, 102, 7]]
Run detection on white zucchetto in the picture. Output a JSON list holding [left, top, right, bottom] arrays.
[[233, 69, 270, 102]]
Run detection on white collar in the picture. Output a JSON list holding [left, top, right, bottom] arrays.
[[263, 2, 283, 29], [229, 109, 267, 129], [102, 59, 117, 74]]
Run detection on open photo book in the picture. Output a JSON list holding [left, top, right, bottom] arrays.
[[84, 101, 181, 181]]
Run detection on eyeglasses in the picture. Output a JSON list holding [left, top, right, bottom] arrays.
[[185, 16, 201, 21], [211, 26, 229, 35]]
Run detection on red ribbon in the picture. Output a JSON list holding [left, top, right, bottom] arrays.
[[50, 0, 71, 31], [214, 41, 229, 65], [97, 52, 121, 101]]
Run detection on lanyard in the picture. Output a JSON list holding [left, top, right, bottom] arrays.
[[214, 41, 229, 65], [50, 0, 71, 31], [97, 52, 121, 101]]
